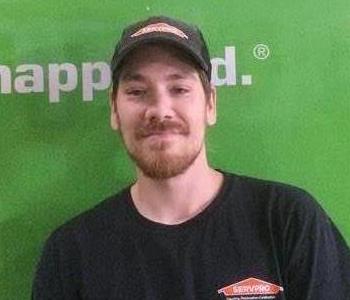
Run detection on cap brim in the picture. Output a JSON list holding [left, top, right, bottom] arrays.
[[114, 35, 208, 76]]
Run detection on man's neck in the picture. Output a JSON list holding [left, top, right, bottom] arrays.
[[130, 149, 224, 225]]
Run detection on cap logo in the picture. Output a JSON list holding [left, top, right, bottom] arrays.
[[131, 22, 188, 39]]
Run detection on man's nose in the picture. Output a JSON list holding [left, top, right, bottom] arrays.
[[144, 89, 175, 121]]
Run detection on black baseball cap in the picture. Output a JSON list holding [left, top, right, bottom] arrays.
[[111, 16, 211, 85]]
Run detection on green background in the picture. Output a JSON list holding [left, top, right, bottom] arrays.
[[1, 1, 349, 299]]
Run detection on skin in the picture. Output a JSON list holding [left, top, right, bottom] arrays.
[[110, 44, 223, 225]]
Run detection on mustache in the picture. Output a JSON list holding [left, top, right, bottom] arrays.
[[135, 119, 189, 139]]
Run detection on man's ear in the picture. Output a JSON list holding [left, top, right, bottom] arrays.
[[109, 88, 119, 130], [206, 85, 217, 126]]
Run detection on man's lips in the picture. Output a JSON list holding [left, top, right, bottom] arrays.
[[141, 129, 182, 138]]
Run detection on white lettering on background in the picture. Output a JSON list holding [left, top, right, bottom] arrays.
[[0, 45, 256, 102]]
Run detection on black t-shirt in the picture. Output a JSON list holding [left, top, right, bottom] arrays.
[[32, 172, 350, 299]]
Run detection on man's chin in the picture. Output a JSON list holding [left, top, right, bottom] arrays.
[[147, 140, 174, 152], [130, 148, 201, 180], [139, 165, 186, 180], [136, 156, 189, 179], [143, 134, 180, 151]]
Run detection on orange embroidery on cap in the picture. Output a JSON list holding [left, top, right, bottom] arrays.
[[131, 23, 188, 39]]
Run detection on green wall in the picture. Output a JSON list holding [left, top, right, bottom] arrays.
[[1, 1, 349, 298]]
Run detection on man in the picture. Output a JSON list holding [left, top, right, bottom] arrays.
[[33, 16, 350, 300]]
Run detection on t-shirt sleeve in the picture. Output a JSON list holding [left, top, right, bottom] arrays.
[[32, 227, 81, 300], [277, 188, 350, 299]]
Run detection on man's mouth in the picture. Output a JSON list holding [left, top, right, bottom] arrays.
[[141, 129, 181, 138]]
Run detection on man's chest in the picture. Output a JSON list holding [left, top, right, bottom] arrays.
[[78, 226, 286, 300]]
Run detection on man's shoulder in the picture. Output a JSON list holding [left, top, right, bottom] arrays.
[[223, 171, 333, 242], [224, 171, 313, 197], [222, 171, 321, 214], [47, 187, 132, 244]]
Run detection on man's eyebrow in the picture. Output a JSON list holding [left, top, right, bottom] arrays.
[[119, 71, 197, 82], [166, 72, 197, 81], [119, 72, 146, 82]]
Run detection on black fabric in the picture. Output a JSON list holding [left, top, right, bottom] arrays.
[[32, 172, 350, 299], [111, 16, 212, 85]]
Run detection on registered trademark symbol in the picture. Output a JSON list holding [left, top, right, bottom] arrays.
[[253, 44, 270, 60]]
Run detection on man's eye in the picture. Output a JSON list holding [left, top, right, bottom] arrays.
[[126, 89, 146, 97], [171, 87, 189, 95]]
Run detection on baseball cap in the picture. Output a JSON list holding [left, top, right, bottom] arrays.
[[110, 16, 211, 85]]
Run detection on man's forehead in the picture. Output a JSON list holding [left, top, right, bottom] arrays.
[[119, 69, 197, 83]]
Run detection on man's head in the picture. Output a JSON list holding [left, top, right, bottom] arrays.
[[110, 16, 212, 95], [110, 16, 216, 179]]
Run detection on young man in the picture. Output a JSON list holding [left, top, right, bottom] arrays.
[[33, 16, 350, 299]]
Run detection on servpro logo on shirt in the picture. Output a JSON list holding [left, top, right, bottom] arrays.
[[218, 277, 284, 299]]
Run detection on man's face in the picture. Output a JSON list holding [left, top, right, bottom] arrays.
[[110, 44, 216, 179]]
